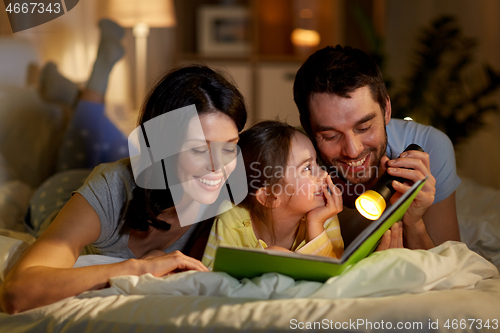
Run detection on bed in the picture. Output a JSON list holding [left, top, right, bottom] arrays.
[[0, 178, 499, 333], [1, 40, 500, 333]]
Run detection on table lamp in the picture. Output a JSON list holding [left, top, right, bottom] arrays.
[[291, 0, 320, 55], [106, 0, 176, 109], [355, 144, 424, 220]]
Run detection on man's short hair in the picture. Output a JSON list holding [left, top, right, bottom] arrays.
[[293, 45, 389, 137]]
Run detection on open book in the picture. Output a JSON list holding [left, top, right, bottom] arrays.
[[213, 177, 427, 282]]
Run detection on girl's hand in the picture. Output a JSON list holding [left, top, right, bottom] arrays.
[[306, 175, 343, 225], [266, 245, 293, 253], [305, 175, 343, 241], [137, 250, 209, 276]]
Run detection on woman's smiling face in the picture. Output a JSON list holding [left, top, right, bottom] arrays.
[[177, 111, 239, 205]]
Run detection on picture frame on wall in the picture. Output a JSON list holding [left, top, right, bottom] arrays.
[[197, 5, 250, 56]]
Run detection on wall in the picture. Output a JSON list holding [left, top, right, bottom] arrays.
[[1, 0, 499, 188], [385, 0, 500, 189], [0, 0, 177, 135]]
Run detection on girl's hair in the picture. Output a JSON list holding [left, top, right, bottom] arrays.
[[238, 120, 298, 240], [125, 65, 247, 231]]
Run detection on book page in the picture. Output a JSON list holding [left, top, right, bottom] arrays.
[[340, 177, 427, 260]]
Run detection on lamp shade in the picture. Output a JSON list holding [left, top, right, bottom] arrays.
[[106, 0, 176, 27]]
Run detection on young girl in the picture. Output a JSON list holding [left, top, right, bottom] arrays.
[[203, 120, 344, 269]]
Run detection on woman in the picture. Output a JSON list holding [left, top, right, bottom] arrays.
[[0, 65, 247, 314]]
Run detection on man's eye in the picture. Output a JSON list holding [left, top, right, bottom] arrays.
[[223, 149, 236, 154], [357, 125, 371, 132], [323, 135, 338, 141]]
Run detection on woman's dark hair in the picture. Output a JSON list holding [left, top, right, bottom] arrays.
[[238, 120, 298, 242], [293, 45, 388, 138], [125, 65, 247, 231]]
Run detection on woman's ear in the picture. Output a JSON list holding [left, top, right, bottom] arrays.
[[255, 187, 282, 208]]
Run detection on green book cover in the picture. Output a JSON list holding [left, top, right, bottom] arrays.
[[213, 177, 427, 282]]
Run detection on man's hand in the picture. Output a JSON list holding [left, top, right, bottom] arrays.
[[376, 221, 403, 251], [386, 150, 436, 227], [382, 150, 436, 249]]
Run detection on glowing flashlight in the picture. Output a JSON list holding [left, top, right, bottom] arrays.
[[355, 144, 424, 220]]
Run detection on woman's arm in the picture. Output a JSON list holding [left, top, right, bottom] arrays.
[[0, 193, 207, 314]]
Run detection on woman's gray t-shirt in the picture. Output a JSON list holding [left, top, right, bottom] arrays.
[[76, 158, 196, 259]]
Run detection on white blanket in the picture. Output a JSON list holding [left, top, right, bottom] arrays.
[[72, 241, 498, 301], [1, 237, 499, 332], [2, 235, 495, 301]]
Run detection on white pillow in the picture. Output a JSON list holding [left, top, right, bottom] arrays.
[[0, 181, 34, 232], [0, 233, 34, 283], [0, 86, 65, 188], [456, 178, 500, 270]]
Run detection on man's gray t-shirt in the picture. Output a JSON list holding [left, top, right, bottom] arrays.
[[76, 158, 196, 259], [386, 119, 461, 204]]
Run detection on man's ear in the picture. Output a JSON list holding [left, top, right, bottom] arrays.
[[384, 97, 392, 125], [255, 187, 282, 208]]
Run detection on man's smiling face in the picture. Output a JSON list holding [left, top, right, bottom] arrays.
[[308, 86, 391, 187]]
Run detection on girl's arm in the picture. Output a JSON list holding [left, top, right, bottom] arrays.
[[296, 176, 343, 258], [305, 176, 343, 242], [0, 193, 207, 314]]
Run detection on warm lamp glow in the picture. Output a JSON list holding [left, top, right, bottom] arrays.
[[291, 28, 320, 47], [355, 190, 386, 220], [104, 0, 176, 109], [107, 0, 176, 28]]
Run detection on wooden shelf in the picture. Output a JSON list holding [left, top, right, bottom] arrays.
[[181, 52, 317, 64], [254, 0, 340, 58], [174, 0, 342, 63], [173, 0, 384, 125], [180, 52, 252, 63]]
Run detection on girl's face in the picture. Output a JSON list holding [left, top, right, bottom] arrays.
[[177, 111, 239, 205], [278, 132, 328, 214]]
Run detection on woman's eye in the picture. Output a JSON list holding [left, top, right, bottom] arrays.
[[223, 149, 236, 154], [192, 148, 208, 154], [303, 164, 311, 172]]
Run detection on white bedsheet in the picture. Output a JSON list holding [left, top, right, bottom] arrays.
[[5, 236, 496, 301], [94, 241, 497, 300], [1, 238, 499, 332], [1, 276, 500, 332]]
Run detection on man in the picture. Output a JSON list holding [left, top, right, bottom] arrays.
[[293, 45, 461, 250]]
